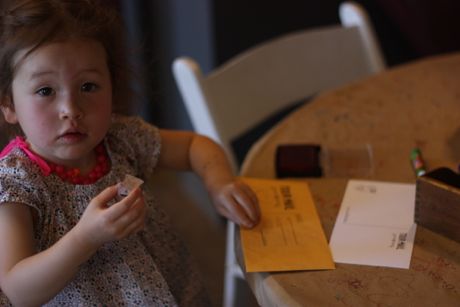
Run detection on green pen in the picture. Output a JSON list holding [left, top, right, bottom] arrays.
[[410, 148, 426, 177]]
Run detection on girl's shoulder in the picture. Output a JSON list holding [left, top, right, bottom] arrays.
[[109, 114, 160, 140], [0, 147, 45, 207], [106, 114, 162, 178], [107, 114, 161, 149], [0, 147, 42, 179]]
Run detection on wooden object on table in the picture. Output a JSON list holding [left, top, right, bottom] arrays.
[[415, 167, 460, 243]]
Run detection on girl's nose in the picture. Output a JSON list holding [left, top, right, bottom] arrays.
[[59, 96, 84, 120]]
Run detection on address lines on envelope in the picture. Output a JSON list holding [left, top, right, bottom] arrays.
[[258, 214, 304, 247]]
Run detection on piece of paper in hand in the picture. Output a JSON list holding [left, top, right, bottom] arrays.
[[118, 174, 144, 197]]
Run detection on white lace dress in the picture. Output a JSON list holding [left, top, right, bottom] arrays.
[[0, 115, 210, 306]]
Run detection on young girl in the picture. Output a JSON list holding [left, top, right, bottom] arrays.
[[0, 0, 260, 306]]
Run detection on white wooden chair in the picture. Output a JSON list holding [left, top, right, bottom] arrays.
[[172, 2, 385, 306]]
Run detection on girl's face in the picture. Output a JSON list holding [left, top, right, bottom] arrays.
[[1, 39, 113, 171]]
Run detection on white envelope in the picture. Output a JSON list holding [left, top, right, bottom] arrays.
[[329, 180, 417, 269]]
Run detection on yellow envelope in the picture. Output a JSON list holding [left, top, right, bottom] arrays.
[[240, 177, 335, 272]]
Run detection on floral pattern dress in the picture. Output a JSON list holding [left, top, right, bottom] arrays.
[[0, 115, 211, 306]]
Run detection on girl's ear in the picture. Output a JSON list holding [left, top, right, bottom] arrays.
[[0, 96, 18, 124]]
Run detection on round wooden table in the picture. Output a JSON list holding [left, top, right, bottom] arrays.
[[240, 52, 460, 306]]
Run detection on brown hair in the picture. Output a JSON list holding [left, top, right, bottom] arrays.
[[0, 0, 133, 136]]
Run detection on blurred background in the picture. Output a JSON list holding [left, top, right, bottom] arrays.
[[110, 1, 460, 306], [116, 0, 460, 130]]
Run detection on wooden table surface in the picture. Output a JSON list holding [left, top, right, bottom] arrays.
[[239, 52, 460, 306]]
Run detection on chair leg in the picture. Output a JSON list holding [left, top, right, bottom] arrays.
[[223, 221, 245, 307], [223, 267, 239, 307]]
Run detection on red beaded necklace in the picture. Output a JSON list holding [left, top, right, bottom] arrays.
[[48, 143, 110, 185]]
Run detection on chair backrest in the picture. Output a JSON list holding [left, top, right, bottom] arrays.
[[172, 1, 385, 172]]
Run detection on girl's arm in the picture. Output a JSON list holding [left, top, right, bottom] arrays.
[[158, 130, 260, 228], [0, 203, 94, 306], [0, 186, 145, 306]]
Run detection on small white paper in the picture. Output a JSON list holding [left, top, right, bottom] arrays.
[[329, 180, 417, 269], [118, 174, 144, 197]]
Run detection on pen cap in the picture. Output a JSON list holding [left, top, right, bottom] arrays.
[[275, 144, 322, 178]]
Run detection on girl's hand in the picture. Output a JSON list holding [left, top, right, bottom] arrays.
[[73, 185, 146, 251], [210, 180, 260, 228]]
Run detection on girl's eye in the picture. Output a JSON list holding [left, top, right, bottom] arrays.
[[36, 87, 54, 96], [81, 82, 98, 92]]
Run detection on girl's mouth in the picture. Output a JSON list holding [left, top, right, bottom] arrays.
[[59, 132, 87, 143]]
